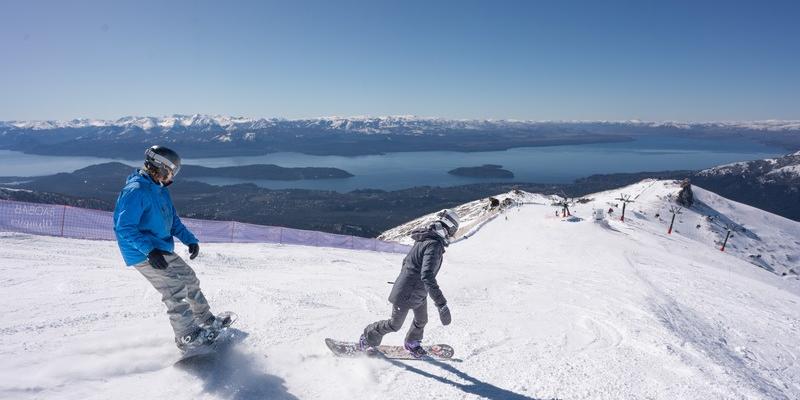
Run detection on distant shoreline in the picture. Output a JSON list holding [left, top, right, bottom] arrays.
[[2, 151, 798, 236], [180, 164, 353, 181], [0, 135, 634, 159]]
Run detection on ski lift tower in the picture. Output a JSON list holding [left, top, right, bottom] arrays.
[[615, 194, 634, 222], [551, 193, 573, 218], [720, 223, 740, 252], [667, 205, 682, 234]]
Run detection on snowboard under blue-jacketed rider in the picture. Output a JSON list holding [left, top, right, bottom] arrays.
[[113, 145, 222, 351]]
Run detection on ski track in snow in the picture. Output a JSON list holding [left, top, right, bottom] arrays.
[[1, 180, 799, 399]]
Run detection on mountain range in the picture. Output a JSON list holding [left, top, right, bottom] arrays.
[[689, 151, 800, 220], [2, 115, 799, 158], [3, 114, 800, 133]]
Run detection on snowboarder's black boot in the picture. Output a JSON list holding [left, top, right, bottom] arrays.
[[359, 334, 377, 355], [200, 313, 233, 332], [176, 327, 213, 351], [404, 340, 427, 358]]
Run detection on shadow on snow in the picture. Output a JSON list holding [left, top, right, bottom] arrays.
[[380, 356, 557, 400], [175, 329, 299, 400]]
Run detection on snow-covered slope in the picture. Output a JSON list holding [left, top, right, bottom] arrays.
[[383, 180, 799, 277], [1, 181, 799, 399], [378, 190, 550, 245]]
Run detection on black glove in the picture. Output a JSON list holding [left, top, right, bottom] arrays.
[[437, 303, 451, 326], [147, 249, 170, 270], [188, 243, 200, 260]]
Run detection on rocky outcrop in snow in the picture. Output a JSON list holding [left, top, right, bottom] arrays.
[[676, 179, 694, 207]]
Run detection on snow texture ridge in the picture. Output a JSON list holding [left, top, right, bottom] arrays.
[[0, 180, 799, 399]]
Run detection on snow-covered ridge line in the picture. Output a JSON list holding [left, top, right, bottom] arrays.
[[697, 151, 800, 181], [382, 179, 800, 277], [4, 114, 800, 132], [379, 190, 549, 245]]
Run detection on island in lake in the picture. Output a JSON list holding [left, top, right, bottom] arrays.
[[448, 164, 515, 178], [0, 163, 353, 197], [181, 164, 353, 180]]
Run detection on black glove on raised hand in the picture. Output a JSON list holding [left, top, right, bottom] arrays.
[[147, 249, 170, 270], [188, 243, 200, 260], [437, 303, 452, 326]]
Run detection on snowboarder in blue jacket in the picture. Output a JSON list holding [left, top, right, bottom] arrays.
[[113, 145, 225, 351]]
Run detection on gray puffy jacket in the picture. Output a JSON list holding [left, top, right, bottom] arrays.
[[388, 228, 447, 308]]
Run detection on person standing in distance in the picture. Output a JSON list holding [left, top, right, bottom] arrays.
[[113, 145, 226, 351]]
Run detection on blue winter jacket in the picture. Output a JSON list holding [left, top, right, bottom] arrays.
[[113, 170, 198, 266]]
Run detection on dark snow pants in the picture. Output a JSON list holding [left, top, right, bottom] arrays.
[[134, 253, 213, 339], [363, 299, 428, 346]]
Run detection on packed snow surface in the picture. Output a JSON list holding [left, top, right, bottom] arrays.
[[1, 180, 799, 399]]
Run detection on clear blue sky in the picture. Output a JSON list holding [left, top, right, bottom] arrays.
[[1, 0, 799, 121]]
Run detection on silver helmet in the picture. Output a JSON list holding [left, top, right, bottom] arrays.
[[437, 208, 460, 237], [144, 145, 181, 181]]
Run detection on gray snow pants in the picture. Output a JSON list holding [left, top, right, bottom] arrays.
[[134, 253, 213, 338], [363, 299, 428, 346]]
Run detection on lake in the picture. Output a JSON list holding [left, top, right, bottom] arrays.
[[0, 135, 786, 191]]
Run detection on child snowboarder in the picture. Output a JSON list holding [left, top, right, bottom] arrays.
[[113, 145, 228, 351], [360, 209, 460, 357]]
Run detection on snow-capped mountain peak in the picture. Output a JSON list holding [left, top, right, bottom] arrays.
[[5, 115, 800, 133]]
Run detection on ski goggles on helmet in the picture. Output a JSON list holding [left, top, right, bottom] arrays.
[[145, 147, 181, 178], [440, 218, 458, 237], [437, 209, 460, 237]]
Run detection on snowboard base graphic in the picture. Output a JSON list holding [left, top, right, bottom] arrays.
[[325, 338, 454, 361]]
